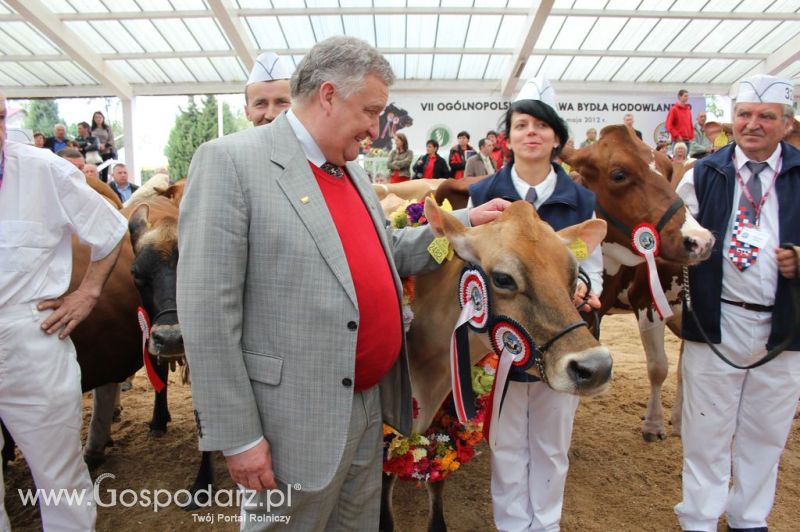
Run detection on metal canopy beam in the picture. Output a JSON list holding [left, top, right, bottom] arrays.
[[501, 0, 555, 98], [763, 33, 800, 75], [4, 0, 133, 100], [207, 0, 254, 73]]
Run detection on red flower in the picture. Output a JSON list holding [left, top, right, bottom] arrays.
[[456, 441, 475, 464]]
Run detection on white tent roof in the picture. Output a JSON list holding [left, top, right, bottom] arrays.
[[1, 0, 798, 100]]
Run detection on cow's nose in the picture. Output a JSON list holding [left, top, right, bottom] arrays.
[[150, 327, 184, 356], [683, 235, 714, 261], [567, 349, 613, 391]]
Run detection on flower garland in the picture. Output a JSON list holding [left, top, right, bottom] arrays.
[[384, 198, 497, 483], [383, 353, 498, 483]]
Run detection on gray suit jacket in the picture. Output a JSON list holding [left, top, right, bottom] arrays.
[[177, 113, 465, 491], [464, 154, 493, 178]]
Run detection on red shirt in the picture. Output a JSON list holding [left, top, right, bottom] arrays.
[[310, 163, 402, 391], [423, 155, 437, 179]]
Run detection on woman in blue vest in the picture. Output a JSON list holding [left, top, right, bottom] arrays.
[[469, 77, 604, 532]]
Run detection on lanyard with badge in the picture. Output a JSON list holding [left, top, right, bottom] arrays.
[[733, 155, 781, 249]]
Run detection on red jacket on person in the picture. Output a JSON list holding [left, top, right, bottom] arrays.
[[666, 103, 694, 142]]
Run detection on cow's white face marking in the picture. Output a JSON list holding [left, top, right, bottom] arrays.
[[601, 241, 644, 276], [648, 155, 663, 178], [678, 208, 714, 261]]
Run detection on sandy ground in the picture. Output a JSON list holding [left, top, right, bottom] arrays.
[[4, 314, 799, 531]]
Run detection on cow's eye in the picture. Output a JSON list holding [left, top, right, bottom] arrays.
[[610, 170, 626, 182], [492, 271, 517, 291]]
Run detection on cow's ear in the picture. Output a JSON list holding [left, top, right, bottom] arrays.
[[128, 203, 151, 251], [558, 218, 607, 254], [424, 197, 479, 263]]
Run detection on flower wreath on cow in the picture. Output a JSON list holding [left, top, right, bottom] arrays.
[[383, 197, 499, 484]]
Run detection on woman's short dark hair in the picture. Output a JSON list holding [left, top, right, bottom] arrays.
[[503, 100, 569, 163], [426, 139, 439, 150]]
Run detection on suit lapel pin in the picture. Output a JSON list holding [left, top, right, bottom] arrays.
[[301, 196, 310, 204]]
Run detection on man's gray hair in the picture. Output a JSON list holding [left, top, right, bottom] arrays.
[[291, 36, 395, 101], [783, 104, 795, 121]]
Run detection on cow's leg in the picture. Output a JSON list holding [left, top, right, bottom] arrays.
[[183, 451, 215, 511], [1, 420, 15, 471], [379, 473, 396, 532], [426, 479, 447, 532], [84, 382, 118, 469], [670, 341, 684, 436], [149, 362, 171, 436], [638, 311, 669, 442]]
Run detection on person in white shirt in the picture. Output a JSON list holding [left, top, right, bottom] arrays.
[[0, 91, 128, 531], [674, 74, 800, 532]]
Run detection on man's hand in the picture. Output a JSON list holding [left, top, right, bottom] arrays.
[[38, 288, 99, 339], [226, 438, 277, 491], [776, 246, 800, 279], [573, 281, 601, 313], [469, 197, 511, 226]]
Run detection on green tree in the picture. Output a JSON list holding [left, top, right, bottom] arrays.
[[164, 95, 244, 181], [23, 100, 64, 136]]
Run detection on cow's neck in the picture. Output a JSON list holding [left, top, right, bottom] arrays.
[[601, 241, 644, 276]]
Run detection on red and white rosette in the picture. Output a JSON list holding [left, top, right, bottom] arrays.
[[137, 307, 165, 392], [631, 223, 673, 320], [458, 267, 491, 332], [486, 318, 535, 450], [450, 266, 492, 423]]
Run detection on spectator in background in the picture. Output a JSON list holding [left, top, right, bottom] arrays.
[[386, 132, 413, 183], [91, 111, 116, 183], [690, 111, 712, 159], [57, 147, 85, 171], [83, 163, 99, 181], [413, 139, 450, 179], [448, 130, 474, 179], [108, 163, 138, 203], [703, 120, 732, 153], [43, 124, 69, 153], [487, 130, 504, 170], [624, 113, 643, 140], [75, 121, 100, 165], [464, 137, 496, 178], [656, 141, 670, 153], [244, 52, 292, 127], [580, 127, 597, 148], [666, 89, 694, 151], [33, 132, 45, 148], [671, 142, 691, 165]]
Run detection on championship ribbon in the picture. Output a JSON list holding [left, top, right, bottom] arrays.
[[450, 267, 492, 423], [137, 307, 166, 392], [484, 318, 536, 450], [631, 223, 673, 320]]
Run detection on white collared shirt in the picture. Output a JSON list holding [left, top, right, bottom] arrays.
[[676, 144, 781, 305], [0, 141, 127, 306], [285, 110, 327, 168]]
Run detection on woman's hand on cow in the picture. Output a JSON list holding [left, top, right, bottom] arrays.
[[38, 288, 100, 340], [469, 197, 511, 226], [226, 438, 277, 492], [776, 246, 800, 278], [573, 282, 601, 312]]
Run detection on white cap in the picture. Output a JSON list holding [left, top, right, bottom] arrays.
[[736, 74, 794, 106], [246, 52, 291, 85], [514, 76, 557, 109]]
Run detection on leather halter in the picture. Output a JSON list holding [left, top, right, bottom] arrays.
[[595, 196, 685, 240]]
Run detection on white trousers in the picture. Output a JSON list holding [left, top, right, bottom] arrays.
[[0, 303, 96, 532], [675, 303, 800, 532], [490, 380, 579, 532]]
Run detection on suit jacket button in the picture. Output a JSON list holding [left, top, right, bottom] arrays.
[[347, 321, 358, 331], [342, 377, 353, 387]]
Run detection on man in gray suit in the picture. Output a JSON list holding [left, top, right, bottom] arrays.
[[177, 36, 507, 530]]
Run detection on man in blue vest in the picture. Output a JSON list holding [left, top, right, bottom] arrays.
[[674, 74, 800, 532]]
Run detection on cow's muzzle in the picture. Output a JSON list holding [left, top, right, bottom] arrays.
[[148, 323, 185, 362]]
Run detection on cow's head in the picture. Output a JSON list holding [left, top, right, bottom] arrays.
[[425, 199, 612, 395], [567, 125, 713, 265], [127, 198, 184, 363]]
